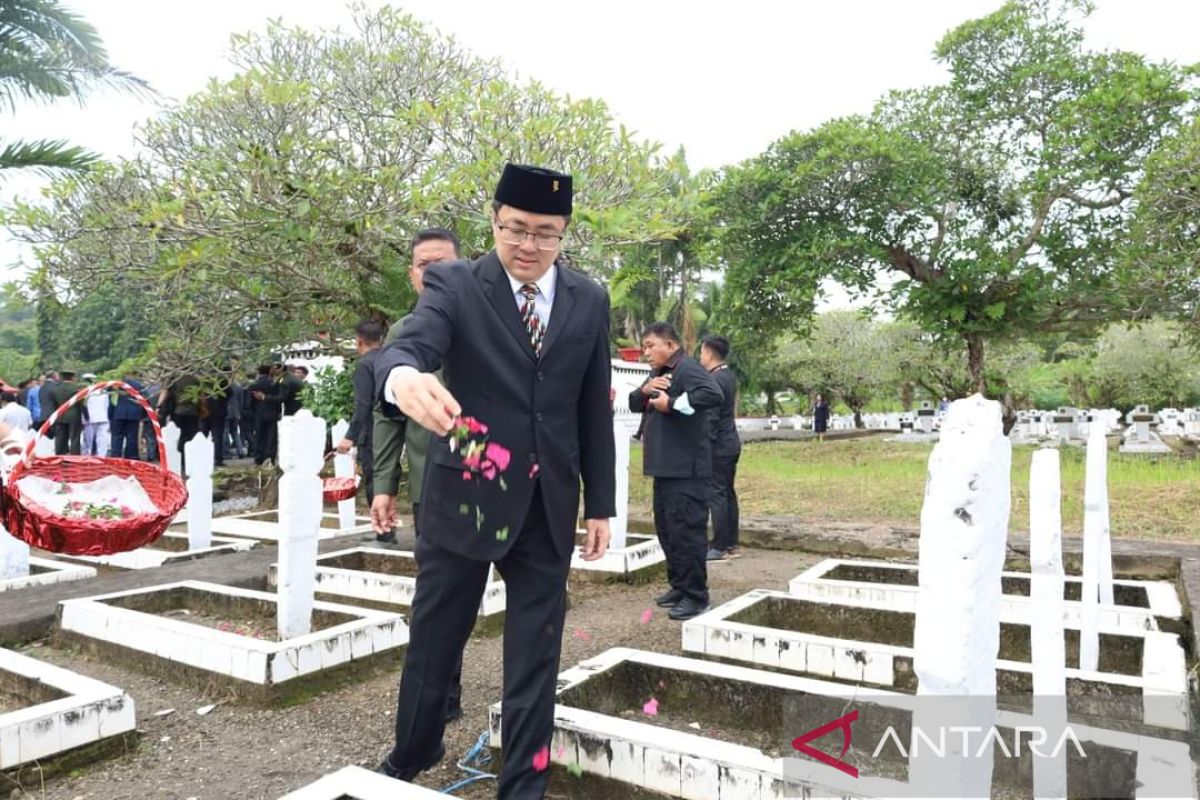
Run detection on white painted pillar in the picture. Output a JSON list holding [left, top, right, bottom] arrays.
[[1081, 424, 1113, 670], [911, 394, 1010, 799], [276, 409, 325, 639], [1029, 448, 1067, 800], [611, 415, 637, 551], [162, 421, 182, 477], [330, 419, 356, 532], [183, 434, 214, 551]]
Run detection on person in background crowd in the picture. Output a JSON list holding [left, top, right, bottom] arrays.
[[51, 369, 84, 455], [37, 370, 58, 433], [338, 320, 384, 507], [140, 379, 161, 462], [227, 377, 247, 459], [282, 366, 306, 415], [812, 393, 830, 442], [250, 365, 281, 465], [160, 374, 201, 472], [202, 375, 232, 467], [81, 373, 112, 456], [0, 391, 32, 433], [699, 335, 743, 562], [630, 321, 723, 623], [240, 371, 258, 459], [110, 373, 146, 460]]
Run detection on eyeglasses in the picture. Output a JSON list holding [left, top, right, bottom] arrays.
[[495, 223, 564, 251]]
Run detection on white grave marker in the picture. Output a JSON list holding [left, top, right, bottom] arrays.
[[162, 421, 182, 477], [611, 416, 638, 551], [912, 394, 1010, 799], [1029, 448, 1067, 800], [1080, 423, 1114, 670], [276, 410, 326, 639], [184, 434, 214, 551], [330, 419, 356, 532]]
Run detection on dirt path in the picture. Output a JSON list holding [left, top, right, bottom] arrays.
[[9, 547, 820, 800]]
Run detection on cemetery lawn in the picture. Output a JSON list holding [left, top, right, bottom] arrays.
[[628, 437, 1200, 542]]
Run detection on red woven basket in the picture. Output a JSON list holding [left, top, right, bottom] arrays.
[[1, 380, 188, 556], [322, 476, 359, 503]]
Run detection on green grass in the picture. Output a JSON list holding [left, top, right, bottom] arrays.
[[628, 438, 1200, 543]]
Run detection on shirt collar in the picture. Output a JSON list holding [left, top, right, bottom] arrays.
[[505, 263, 557, 304]]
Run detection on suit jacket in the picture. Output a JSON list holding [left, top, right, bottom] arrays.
[[629, 352, 722, 479], [345, 348, 379, 448], [375, 252, 616, 561], [50, 380, 85, 424], [373, 314, 432, 503]]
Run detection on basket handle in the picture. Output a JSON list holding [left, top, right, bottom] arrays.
[[12, 380, 168, 481]]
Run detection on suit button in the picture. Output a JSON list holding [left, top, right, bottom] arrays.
[[528, 453, 537, 463], [536, 412, 544, 422], [536, 371, 545, 381]]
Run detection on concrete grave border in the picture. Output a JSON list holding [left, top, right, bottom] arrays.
[[278, 765, 444, 799], [570, 530, 665, 583], [210, 510, 372, 541], [0, 646, 135, 770], [683, 589, 1189, 732], [787, 558, 1181, 632], [62, 532, 259, 570], [0, 557, 95, 593], [57, 580, 407, 689], [266, 546, 506, 626]]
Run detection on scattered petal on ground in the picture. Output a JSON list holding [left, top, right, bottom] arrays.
[[555, 745, 567, 760], [642, 697, 658, 716], [195, 704, 217, 716], [640, 608, 653, 625], [572, 629, 591, 641], [567, 762, 583, 777]]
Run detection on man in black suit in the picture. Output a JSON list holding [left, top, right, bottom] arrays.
[[374, 163, 615, 798], [249, 365, 281, 465], [699, 334, 743, 561], [337, 320, 384, 506], [631, 321, 723, 621]]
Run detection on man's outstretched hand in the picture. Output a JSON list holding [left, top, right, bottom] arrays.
[[386, 366, 461, 436]]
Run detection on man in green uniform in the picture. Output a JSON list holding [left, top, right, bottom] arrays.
[[369, 227, 463, 723], [51, 369, 85, 455]]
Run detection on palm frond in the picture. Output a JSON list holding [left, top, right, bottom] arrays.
[[0, 137, 99, 178]]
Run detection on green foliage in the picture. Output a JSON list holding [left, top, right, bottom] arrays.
[[710, 0, 1196, 394], [9, 8, 685, 379], [300, 365, 353, 425]]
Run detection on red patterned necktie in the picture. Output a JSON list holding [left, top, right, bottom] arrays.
[[519, 282, 544, 355]]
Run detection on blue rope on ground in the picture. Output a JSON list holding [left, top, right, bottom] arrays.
[[438, 730, 497, 794]]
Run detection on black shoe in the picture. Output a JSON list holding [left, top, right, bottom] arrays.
[[444, 704, 463, 724], [668, 597, 710, 621], [376, 744, 445, 782], [655, 589, 684, 608]]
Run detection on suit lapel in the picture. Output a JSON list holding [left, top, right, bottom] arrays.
[[538, 265, 576, 360], [480, 252, 538, 362]]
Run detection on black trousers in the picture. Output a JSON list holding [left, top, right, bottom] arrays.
[[110, 419, 141, 459], [388, 486, 569, 799], [208, 416, 226, 465], [708, 452, 741, 552], [54, 420, 82, 455], [410, 501, 462, 712], [253, 418, 277, 465], [176, 415, 200, 474], [653, 477, 710, 605]]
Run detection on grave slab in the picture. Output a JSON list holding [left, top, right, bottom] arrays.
[[0, 556, 95, 593], [266, 547, 505, 632], [278, 766, 444, 799], [60, 531, 258, 570], [570, 530, 666, 583], [490, 648, 1193, 799], [788, 558, 1180, 632], [57, 580, 407, 700], [210, 509, 372, 542], [682, 589, 1189, 731], [0, 646, 135, 770]]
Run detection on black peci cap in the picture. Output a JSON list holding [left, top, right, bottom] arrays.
[[493, 163, 572, 216]]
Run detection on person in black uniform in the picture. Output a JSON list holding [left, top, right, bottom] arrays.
[[699, 334, 743, 561], [631, 321, 723, 622], [249, 365, 281, 465], [373, 163, 615, 798], [337, 320, 383, 505]]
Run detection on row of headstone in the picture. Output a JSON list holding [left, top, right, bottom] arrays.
[[914, 396, 1115, 796]]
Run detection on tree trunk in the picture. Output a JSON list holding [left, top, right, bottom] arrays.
[[966, 333, 986, 395], [679, 266, 696, 354], [765, 389, 777, 416], [853, 406, 864, 429], [900, 382, 914, 411]]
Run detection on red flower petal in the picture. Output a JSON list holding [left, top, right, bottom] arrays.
[[532, 745, 550, 772]]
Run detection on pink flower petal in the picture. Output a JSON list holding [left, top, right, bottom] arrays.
[[572, 628, 591, 641], [482, 463, 497, 481], [462, 471, 472, 481], [532, 745, 550, 772], [640, 608, 653, 625], [555, 745, 567, 760], [485, 442, 511, 472], [529, 463, 540, 479], [642, 698, 658, 716]]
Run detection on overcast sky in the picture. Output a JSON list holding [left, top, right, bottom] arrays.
[[3, 0, 1198, 287]]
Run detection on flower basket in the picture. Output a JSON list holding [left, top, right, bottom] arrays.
[[1, 380, 188, 555], [322, 476, 359, 503], [617, 346, 642, 363]]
